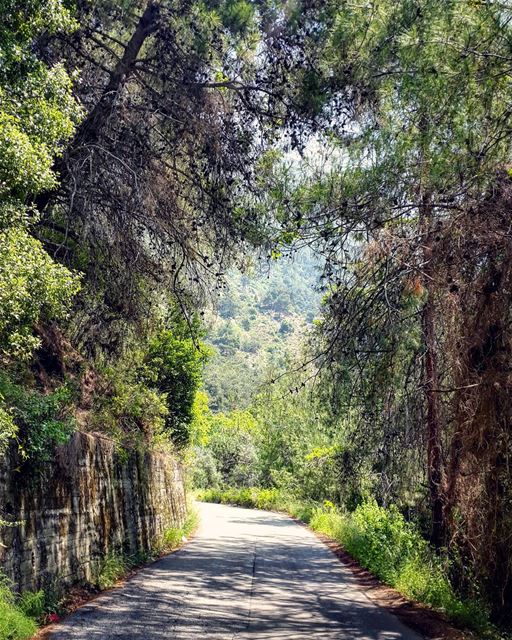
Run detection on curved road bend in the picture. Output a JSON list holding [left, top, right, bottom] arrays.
[[50, 502, 422, 639]]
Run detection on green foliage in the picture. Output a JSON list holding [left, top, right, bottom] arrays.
[[0, 374, 76, 463], [189, 390, 212, 447], [96, 553, 129, 591], [217, 0, 255, 34], [162, 527, 186, 550], [0, 574, 38, 640], [143, 318, 210, 448], [94, 362, 168, 448], [89, 310, 210, 450], [0, 400, 17, 455], [17, 590, 46, 621], [0, 227, 80, 360], [251, 376, 348, 503], [191, 371, 350, 502], [191, 406, 259, 488], [0, 0, 78, 203], [204, 252, 320, 411], [0, 0, 81, 375]]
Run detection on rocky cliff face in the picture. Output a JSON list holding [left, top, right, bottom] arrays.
[[0, 432, 186, 592]]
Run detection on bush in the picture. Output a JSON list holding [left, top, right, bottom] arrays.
[[96, 553, 129, 590], [0, 400, 17, 454], [0, 204, 80, 364], [143, 321, 210, 448], [0, 374, 76, 463], [94, 366, 168, 447], [17, 590, 46, 621], [0, 575, 38, 640], [92, 316, 209, 450]]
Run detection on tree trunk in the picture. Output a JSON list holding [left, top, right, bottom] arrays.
[[420, 199, 445, 547], [76, 1, 160, 145], [35, 0, 160, 213], [422, 278, 444, 546]]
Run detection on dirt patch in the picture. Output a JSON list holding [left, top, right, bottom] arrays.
[[34, 585, 99, 640]]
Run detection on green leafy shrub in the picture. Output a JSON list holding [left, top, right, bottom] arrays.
[[91, 314, 209, 450], [143, 320, 210, 448], [0, 374, 76, 463], [332, 501, 425, 584], [162, 527, 183, 549], [96, 553, 129, 591], [94, 365, 168, 447], [0, 0, 81, 367], [0, 399, 17, 454], [17, 590, 46, 621], [0, 575, 37, 640], [0, 228, 80, 362]]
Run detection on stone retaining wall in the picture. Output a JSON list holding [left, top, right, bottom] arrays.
[[0, 432, 186, 592]]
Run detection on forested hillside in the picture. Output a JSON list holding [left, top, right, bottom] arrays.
[[2, 1, 512, 639], [203, 252, 320, 411]]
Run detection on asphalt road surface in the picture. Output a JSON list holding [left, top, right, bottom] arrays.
[[49, 502, 423, 639]]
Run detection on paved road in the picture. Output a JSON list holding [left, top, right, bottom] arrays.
[[50, 502, 422, 639]]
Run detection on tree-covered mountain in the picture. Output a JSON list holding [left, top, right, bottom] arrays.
[[203, 251, 321, 412]]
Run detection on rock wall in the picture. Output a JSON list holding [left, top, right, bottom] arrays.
[[0, 432, 186, 592]]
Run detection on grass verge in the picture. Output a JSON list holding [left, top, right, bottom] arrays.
[[197, 487, 505, 639], [0, 575, 39, 640]]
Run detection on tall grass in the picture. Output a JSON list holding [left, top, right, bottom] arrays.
[[0, 575, 38, 640], [197, 488, 493, 636], [309, 501, 488, 631]]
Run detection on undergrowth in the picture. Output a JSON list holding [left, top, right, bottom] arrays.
[[0, 373, 76, 464], [197, 487, 500, 638], [0, 574, 38, 640]]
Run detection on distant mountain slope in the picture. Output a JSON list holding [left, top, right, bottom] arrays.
[[203, 251, 321, 411]]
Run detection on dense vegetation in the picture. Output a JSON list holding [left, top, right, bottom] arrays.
[[2, 0, 512, 638]]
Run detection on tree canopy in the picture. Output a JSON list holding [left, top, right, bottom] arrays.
[[2, 0, 512, 631]]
